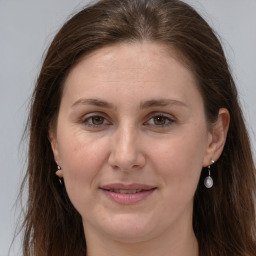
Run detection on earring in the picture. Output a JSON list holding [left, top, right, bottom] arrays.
[[204, 160, 214, 188], [56, 163, 63, 185]]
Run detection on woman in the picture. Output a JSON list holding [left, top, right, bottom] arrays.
[[20, 0, 256, 255]]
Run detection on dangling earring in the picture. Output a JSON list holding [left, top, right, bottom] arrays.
[[56, 163, 63, 185], [204, 159, 214, 188]]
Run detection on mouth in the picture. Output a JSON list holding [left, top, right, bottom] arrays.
[[100, 183, 157, 204], [105, 189, 147, 194]]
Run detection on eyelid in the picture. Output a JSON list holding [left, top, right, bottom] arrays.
[[145, 111, 175, 120], [81, 110, 112, 119]]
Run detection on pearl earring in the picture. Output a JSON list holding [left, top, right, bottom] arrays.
[[56, 163, 63, 185], [204, 160, 214, 188]]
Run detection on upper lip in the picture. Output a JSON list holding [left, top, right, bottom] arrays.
[[100, 183, 157, 191]]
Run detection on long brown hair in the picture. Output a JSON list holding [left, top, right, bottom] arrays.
[[20, 0, 256, 255]]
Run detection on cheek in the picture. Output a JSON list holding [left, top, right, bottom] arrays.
[[58, 126, 107, 171], [57, 131, 108, 207], [150, 125, 208, 190]]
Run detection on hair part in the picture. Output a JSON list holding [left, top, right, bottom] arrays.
[[19, 0, 256, 255]]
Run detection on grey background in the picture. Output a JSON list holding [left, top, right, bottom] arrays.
[[1, 0, 255, 255]]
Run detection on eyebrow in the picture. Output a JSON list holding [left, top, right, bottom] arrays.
[[71, 98, 188, 109], [140, 99, 188, 109], [71, 98, 114, 109]]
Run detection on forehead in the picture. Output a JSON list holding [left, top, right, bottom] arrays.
[[64, 42, 196, 87], [61, 41, 201, 108]]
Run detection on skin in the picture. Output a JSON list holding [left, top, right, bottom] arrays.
[[49, 42, 229, 256]]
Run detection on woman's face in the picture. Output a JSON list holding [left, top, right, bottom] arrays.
[[50, 42, 215, 243]]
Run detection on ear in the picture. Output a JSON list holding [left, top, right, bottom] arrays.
[[203, 108, 230, 166], [48, 127, 63, 178]]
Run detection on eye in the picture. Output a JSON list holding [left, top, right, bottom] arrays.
[[90, 116, 105, 125], [144, 113, 174, 127], [153, 116, 168, 125], [82, 114, 111, 128]]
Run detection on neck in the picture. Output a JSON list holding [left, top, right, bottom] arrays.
[[84, 219, 198, 256]]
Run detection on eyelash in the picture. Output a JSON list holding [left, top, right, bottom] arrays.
[[81, 112, 174, 129]]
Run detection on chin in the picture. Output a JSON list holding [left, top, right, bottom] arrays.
[[88, 213, 157, 243], [105, 226, 153, 244]]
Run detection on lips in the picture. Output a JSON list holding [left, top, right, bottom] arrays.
[[100, 183, 157, 204]]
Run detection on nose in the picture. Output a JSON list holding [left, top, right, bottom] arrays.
[[108, 125, 146, 171]]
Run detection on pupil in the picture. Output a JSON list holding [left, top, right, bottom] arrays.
[[154, 116, 165, 125], [93, 116, 103, 125]]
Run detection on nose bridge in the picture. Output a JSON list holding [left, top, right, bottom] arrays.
[[109, 122, 144, 170], [117, 124, 136, 154]]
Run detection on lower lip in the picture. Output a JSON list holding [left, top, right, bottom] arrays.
[[101, 189, 156, 205]]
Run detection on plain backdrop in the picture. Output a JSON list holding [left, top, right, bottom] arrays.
[[0, 0, 255, 255]]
